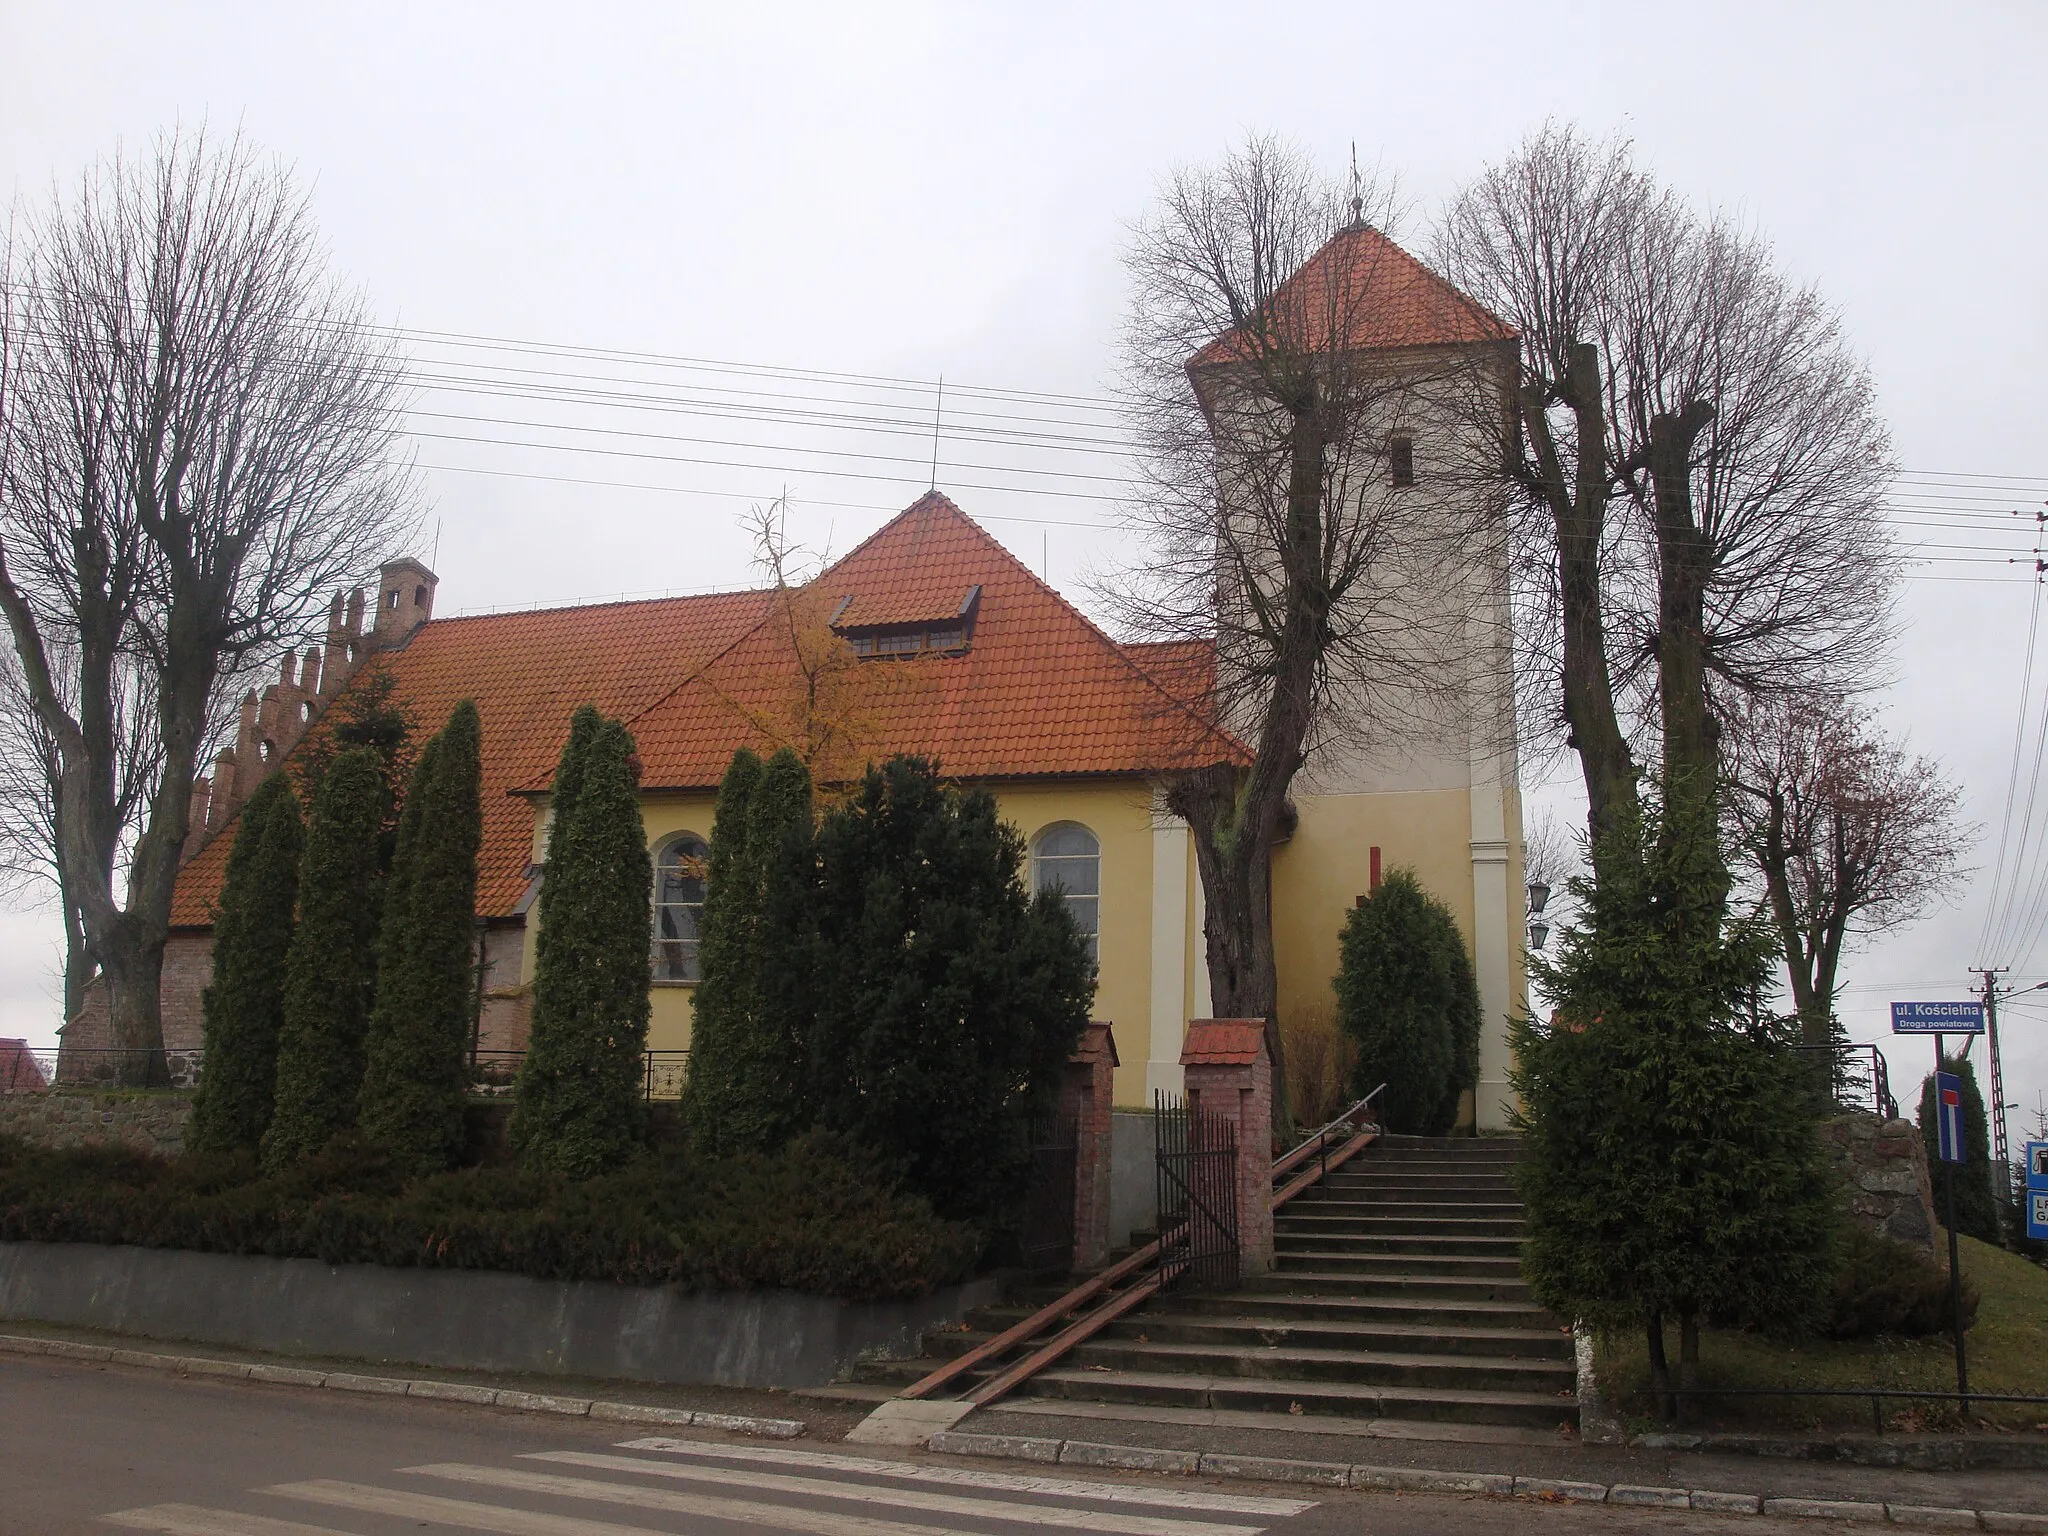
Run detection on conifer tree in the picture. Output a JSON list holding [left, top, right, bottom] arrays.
[[1335, 870, 1480, 1134], [681, 749, 762, 1153], [263, 748, 388, 1169], [1918, 1056, 2001, 1243], [187, 776, 304, 1153], [360, 701, 484, 1176], [1511, 803, 1839, 1410], [512, 713, 653, 1176], [684, 747, 817, 1155], [808, 757, 1092, 1221]]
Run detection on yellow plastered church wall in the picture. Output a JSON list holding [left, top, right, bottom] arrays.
[[522, 780, 1160, 1066], [1271, 786, 1530, 1128], [987, 778, 1159, 1108]]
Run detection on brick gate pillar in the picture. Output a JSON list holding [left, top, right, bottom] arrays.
[[1180, 1018, 1273, 1277], [1061, 1021, 1118, 1271]]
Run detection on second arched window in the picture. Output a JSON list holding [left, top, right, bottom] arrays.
[[652, 834, 709, 982], [1033, 822, 1100, 964]]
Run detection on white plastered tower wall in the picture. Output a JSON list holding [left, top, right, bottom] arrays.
[[1201, 333, 1528, 1131]]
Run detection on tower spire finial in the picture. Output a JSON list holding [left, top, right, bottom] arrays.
[[1348, 141, 1365, 229]]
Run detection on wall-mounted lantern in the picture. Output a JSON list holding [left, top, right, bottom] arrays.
[[1527, 918, 1551, 951]]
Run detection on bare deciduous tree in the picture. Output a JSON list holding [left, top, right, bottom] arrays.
[[1112, 137, 1495, 1117], [1725, 695, 1969, 1046], [1435, 125, 1897, 902], [0, 129, 417, 1081]]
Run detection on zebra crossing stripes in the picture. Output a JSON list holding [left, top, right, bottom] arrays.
[[101, 1435, 1320, 1535], [612, 1435, 1318, 1514]]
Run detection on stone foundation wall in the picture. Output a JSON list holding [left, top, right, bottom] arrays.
[[1824, 1111, 1940, 1250], [0, 1092, 192, 1158]]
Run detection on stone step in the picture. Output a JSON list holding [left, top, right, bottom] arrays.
[[1309, 1184, 1519, 1204], [1166, 1288, 1560, 1331], [1273, 1249, 1525, 1278], [1256, 1268, 1536, 1303], [1094, 1313, 1575, 1361], [1011, 1366, 1576, 1431], [1274, 1212, 1525, 1237], [1272, 1231, 1524, 1258], [1050, 1339, 1573, 1393]]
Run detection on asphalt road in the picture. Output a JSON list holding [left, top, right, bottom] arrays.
[[2, 1354, 1827, 1536]]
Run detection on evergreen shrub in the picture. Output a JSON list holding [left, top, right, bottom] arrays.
[[1334, 869, 1480, 1134], [263, 748, 389, 1170], [0, 1131, 978, 1301], [1917, 1058, 2003, 1244], [808, 756, 1092, 1222], [187, 776, 303, 1154], [360, 702, 484, 1177], [512, 710, 653, 1177], [1828, 1221, 1979, 1338]]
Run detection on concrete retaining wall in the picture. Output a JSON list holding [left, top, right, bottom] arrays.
[[0, 1092, 193, 1157], [1109, 1109, 1157, 1249], [0, 1240, 1002, 1390]]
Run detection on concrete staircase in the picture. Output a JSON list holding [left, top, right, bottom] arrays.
[[834, 1135, 1579, 1437]]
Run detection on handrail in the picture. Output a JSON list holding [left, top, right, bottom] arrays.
[[1272, 1083, 1386, 1183]]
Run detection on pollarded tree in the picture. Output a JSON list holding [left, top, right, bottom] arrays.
[[809, 757, 1093, 1223], [683, 746, 818, 1157], [512, 713, 653, 1177], [359, 701, 483, 1177], [1511, 802, 1839, 1413], [1335, 870, 1481, 1134], [185, 775, 303, 1153], [262, 748, 388, 1169]]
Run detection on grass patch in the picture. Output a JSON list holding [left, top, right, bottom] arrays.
[[1594, 1237, 2048, 1434], [0, 1128, 982, 1302]]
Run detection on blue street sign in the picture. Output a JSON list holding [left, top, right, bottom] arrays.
[[1934, 1072, 1966, 1164], [2029, 1144, 2048, 1241], [1890, 1000, 1985, 1034]]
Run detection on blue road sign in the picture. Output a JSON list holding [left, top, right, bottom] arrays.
[[2029, 1143, 2048, 1241], [1890, 1001, 1985, 1034], [1934, 1072, 1966, 1163]]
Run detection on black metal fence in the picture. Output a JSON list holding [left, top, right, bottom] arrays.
[[1154, 1090, 1239, 1292], [1794, 1042, 1899, 1121], [1018, 1111, 1078, 1272], [6, 1045, 690, 1102]]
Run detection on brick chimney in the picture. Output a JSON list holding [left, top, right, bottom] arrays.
[[371, 558, 437, 649]]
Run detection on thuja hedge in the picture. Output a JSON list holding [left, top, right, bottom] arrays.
[[0, 1130, 979, 1302]]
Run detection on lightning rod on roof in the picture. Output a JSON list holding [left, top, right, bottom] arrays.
[[929, 375, 944, 491], [1349, 142, 1365, 229]]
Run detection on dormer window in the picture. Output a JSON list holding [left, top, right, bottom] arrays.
[[832, 585, 980, 660]]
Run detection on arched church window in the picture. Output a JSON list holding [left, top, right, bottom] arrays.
[[1032, 822, 1100, 963], [651, 833, 709, 982]]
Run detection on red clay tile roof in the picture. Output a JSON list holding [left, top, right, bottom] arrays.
[[1181, 1019, 1266, 1066], [171, 587, 770, 927], [1190, 224, 1512, 369], [172, 493, 1247, 928]]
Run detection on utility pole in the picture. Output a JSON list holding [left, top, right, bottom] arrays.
[[1977, 967, 2014, 1202]]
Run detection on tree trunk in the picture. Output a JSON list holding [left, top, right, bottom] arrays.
[[1525, 345, 1639, 874], [1645, 1309, 1674, 1422]]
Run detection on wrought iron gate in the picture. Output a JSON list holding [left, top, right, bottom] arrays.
[[1154, 1090, 1239, 1291], [1018, 1111, 1078, 1272]]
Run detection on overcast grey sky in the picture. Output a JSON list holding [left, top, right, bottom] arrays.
[[4, 2, 2045, 1134]]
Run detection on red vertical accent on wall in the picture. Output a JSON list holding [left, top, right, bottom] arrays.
[[1370, 845, 1382, 891]]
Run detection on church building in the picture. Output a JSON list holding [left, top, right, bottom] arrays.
[[138, 223, 1531, 1124]]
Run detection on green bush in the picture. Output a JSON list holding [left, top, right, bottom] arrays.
[[808, 757, 1092, 1223], [1335, 869, 1479, 1134], [264, 748, 388, 1170], [187, 776, 303, 1154], [512, 710, 653, 1177], [1917, 1058, 2002, 1244], [0, 1130, 979, 1302], [360, 702, 484, 1177], [1828, 1222, 1979, 1339], [684, 747, 817, 1157]]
